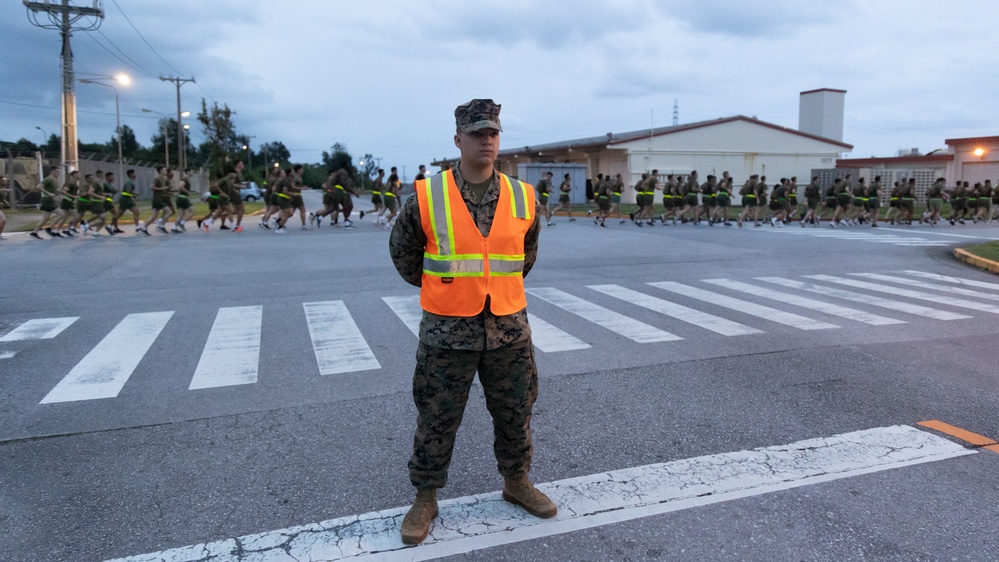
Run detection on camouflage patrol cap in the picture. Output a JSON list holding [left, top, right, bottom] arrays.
[[455, 99, 502, 133]]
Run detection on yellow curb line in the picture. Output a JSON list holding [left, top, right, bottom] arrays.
[[953, 248, 999, 275], [917, 420, 999, 454]]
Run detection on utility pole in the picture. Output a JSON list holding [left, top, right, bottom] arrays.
[[24, 0, 104, 178], [160, 76, 195, 169]]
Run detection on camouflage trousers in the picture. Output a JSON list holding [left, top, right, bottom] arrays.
[[408, 339, 539, 489]]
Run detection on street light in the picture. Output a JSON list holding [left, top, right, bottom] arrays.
[[141, 108, 170, 167], [79, 73, 129, 189], [973, 148, 986, 159], [35, 126, 48, 150]]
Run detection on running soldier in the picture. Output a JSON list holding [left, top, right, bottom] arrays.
[[551, 172, 575, 221], [536, 171, 554, 226], [113, 169, 143, 234], [145, 166, 174, 234], [900, 178, 916, 225], [172, 176, 195, 232], [364, 168, 386, 224], [29, 166, 62, 239], [52, 169, 81, 236], [924, 177, 945, 226], [801, 176, 821, 227], [737, 174, 759, 227]]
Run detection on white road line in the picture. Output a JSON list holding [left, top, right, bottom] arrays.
[[902, 270, 999, 291], [589, 284, 762, 336], [851, 273, 999, 303], [527, 314, 590, 352], [877, 227, 990, 239], [106, 425, 974, 562], [0, 317, 79, 341], [304, 301, 381, 375], [527, 287, 681, 343], [755, 277, 971, 321], [381, 295, 589, 352], [383, 295, 422, 337], [702, 279, 905, 326], [189, 307, 263, 390], [648, 281, 838, 331], [893, 242, 952, 247], [0, 351, 16, 359], [40, 312, 173, 404], [807, 275, 999, 316]]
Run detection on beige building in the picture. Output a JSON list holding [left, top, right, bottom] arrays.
[[433, 92, 853, 204]]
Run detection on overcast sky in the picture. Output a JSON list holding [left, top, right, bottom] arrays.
[[3, 1, 998, 180]]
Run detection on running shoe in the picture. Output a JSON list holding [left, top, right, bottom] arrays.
[[233, 226, 243, 232]]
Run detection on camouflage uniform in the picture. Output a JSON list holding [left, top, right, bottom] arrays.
[[389, 162, 542, 489]]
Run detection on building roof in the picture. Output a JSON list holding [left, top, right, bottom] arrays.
[[495, 115, 852, 158], [944, 136, 999, 146], [837, 154, 953, 168], [800, 88, 847, 95]]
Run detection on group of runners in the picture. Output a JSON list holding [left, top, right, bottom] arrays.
[[13, 160, 415, 240], [539, 170, 999, 229], [13, 164, 999, 241]]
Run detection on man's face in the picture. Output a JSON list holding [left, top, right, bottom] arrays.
[[52, 169, 61, 179], [236, 161, 244, 172], [454, 128, 499, 168]]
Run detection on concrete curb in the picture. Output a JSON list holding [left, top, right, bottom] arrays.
[[953, 248, 999, 275]]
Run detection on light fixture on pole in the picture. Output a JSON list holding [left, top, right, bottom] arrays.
[[973, 148, 986, 160], [79, 73, 129, 189], [141, 108, 170, 167], [35, 126, 48, 149]]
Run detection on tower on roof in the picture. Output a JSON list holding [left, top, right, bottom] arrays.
[[799, 88, 846, 142]]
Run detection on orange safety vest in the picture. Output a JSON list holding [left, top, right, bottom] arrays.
[[417, 169, 534, 317]]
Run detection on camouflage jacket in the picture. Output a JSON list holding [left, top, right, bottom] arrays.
[[389, 163, 541, 350]]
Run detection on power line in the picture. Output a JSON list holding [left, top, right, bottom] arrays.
[[82, 30, 157, 78], [0, 98, 156, 120], [110, 0, 185, 76], [98, 28, 158, 77]]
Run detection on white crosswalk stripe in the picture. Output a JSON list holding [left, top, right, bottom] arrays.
[[589, 284, 762, 336], [648, 281, 839, 330], [527, 287, 682, 343], [304, 301, 380, 375], [765, 229, 952, 246], [527, 314, 591, 352], [702, 279, 905, 326], [807, 275, 999, 315], [755, 277, 971, 320], [851, 273, 999, 302], [40, 312, 174, 404], [380, 294, 590, 352], [901, 270, 999, 291], [382, 295, 422, 336], [14, 271, 999, 405], [189, 306, 263, 390], [0, 317, 78, 341]]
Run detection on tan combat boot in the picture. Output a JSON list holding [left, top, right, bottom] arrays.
[[502, 475, 558, 518], [400, 488, 438, 545]]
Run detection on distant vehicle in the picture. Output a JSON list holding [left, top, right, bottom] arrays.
[[240, 181, 262, 201]]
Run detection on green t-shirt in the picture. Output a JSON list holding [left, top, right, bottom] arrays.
[[466, 178, 491, 203], [41, 177, 59, 198], [103, 181, 115, 196], [122, 179, 135, 195]]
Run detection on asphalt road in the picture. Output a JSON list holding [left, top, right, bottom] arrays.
[[2, 196, 998, 562]]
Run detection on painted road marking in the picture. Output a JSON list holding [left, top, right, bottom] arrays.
[[40, 312, 173, 404], [304, 301, 380, 375], [702, 279, 905, 326], [878, 228, 989, 239], [0, 317, 78, 341], [807, 275, 999, 315], [648, 281, 838, 330], [106, 425, 974, 562], [383, 295, 422, 337], [381, 294, 590, 352], [527, 287, 681, 343], [902, 270, 999, 291], [852, 273, 999, 302], [189, 307, 263, 390], [588, 284, 762, 336], [756, 277, 971, 321], [917, 420, 999, 454], [526, 313, 590, 352], [0, 351, 16, 359]]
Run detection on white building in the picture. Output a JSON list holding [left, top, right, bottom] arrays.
[[433, 90, 852, 203]]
